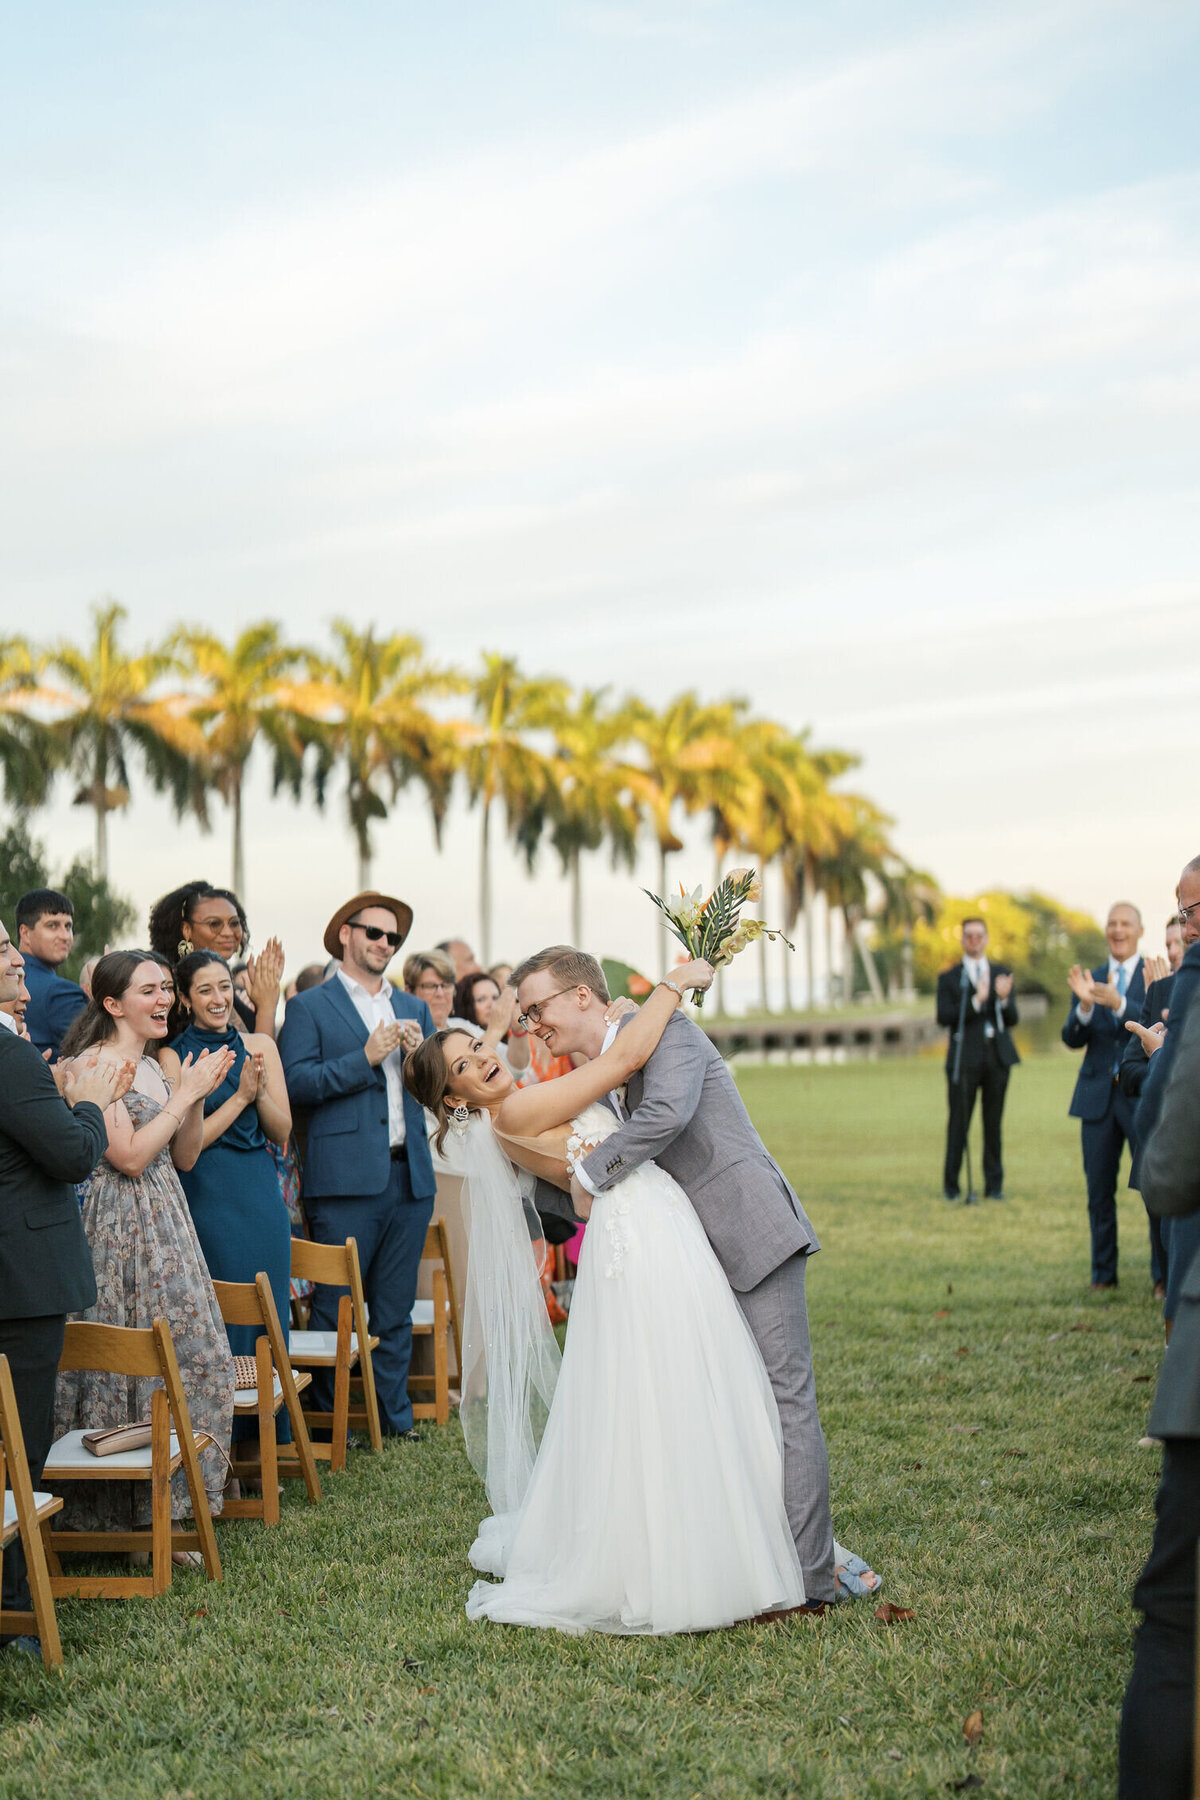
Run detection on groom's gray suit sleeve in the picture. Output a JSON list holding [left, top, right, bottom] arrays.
[[579, 1014, 705, 1194]]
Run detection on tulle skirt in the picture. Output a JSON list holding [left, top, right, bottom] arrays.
[[466, 1157, 805, 1634]]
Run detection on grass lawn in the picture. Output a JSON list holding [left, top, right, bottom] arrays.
[[1, 1052, 1160, 1799]]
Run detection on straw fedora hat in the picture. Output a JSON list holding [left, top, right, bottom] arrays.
[[323, 890, 414, 960]]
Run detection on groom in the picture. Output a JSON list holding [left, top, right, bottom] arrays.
[[513, 945, 836, 1610]]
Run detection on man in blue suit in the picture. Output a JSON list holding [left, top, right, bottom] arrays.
[[1063, 901, 1147, 1292], [17, 889, 86, 1060], [279, 890, 435, 1439]]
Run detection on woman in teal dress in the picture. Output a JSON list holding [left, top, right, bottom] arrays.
[[161, 953, 294, 1402]]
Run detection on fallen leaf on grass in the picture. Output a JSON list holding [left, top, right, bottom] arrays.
[[1001, 1449, 1026, 1458], [905, 1461, 923, 1470], [955, 1346, 970, 1355], [192, 1609, 207, 1618], [963, 1709, 984, 1747], [947, 1283, 953, 1294], [935, 1308, 951, 1318], [949, 1425, 982, 1434], [401, 1657, 423, 1671], [1131, 1375, 1151, 1383], [887, 1749, 903, 1760], [1071, 1322, 1093, 1333], [875, 1603, 916, 1624], [414, 1718, 431, 1737], [948, 1776, 985, 1792], [837, 1715, 851, 1727]]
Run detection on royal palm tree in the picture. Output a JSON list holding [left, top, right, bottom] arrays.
[[875, 858, 941, 997], [463, 654, 567, 964], [629, 694, 743, 977], [173, 622, 326, 897], [0, 636, 54, 811], [315, 623, 463, 890], [42, 601, 205, 880], [813, 792, 895, 1005], [549, 688, 642, 946]]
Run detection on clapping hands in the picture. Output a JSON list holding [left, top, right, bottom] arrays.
[[176, 1047, 238, 1107], [1067, 964, 1122, 1010], [246, 937, 285, 1022]]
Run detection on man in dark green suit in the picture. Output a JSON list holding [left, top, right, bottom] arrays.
[[0, 918, 119, 1655], [1118, 936, 1200, 1798]]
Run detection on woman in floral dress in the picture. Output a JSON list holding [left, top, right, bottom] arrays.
[[55, 953, 237, 1543]]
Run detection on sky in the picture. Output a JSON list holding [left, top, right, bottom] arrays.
[[3, 1, 1199, 1004]]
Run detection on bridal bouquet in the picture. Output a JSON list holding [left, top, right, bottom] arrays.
[[645, 867, 794, 1009]]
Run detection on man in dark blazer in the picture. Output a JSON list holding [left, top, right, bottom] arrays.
[[279, 891, 435, 1440], [935, 918, 1019, 1203], [1062, 901, 1148, 1291], [1117, 936, 1200, 1799], [1118, 926, 1179, 1294], [16, 888, 86, 1060], [0, 914, 118, 1651]]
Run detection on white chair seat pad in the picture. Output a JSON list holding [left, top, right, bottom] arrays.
[[233, 1373, 284, 1409], [410, 1299, 450, 1328], [288, 1330, 361, 1364], [44, 1428, 181, 1474], [4, 1491, 59, 1531]]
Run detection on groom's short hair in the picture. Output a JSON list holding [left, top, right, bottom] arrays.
[[511, 945, 609, 1003]]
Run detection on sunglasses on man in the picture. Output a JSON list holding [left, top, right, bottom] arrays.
[[351, 923, 403, 948]]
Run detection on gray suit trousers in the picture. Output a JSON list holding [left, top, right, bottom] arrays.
[[736, 1251, 835, 1604]]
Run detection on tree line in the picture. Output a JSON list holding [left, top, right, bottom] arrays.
[[0, 601, 1103, 1001]]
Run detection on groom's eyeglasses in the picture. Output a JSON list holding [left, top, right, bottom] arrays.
[[517, 984, 575, 1030], [351, 923, 403, 948]]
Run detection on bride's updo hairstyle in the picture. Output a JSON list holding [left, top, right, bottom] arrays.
[[403, 1030, 472, 1154]]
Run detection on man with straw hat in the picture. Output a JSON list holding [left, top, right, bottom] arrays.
[[279, 891, 435, 1439]]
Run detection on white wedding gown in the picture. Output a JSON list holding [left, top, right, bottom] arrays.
[[466, 1103, 806, 1634]]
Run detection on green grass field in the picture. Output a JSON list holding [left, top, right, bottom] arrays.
[[0, 1053, 1160, 1799]]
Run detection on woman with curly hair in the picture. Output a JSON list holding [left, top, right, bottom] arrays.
[[147, 880, 284, 1038]]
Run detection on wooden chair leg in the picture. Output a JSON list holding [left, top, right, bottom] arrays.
[[279, 1377, 322, 1505], [257, 1338, 280, 1526], [433, 1268, 449, 1427], [150, 1390, 173, 1596], [330, 1295, 352, 1474]]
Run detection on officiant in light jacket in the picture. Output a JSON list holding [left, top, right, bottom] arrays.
[[278, 891, 435, 1442]]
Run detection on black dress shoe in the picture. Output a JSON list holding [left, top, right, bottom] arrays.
[[964, 1192, 979, 1206], [386, 1427, 422, 1443], [943, 1189, 960, 1202], [985, 1190, 1007, 1201]]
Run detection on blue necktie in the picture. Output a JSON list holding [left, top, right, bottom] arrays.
[[1113, 964, 1128, 1074]]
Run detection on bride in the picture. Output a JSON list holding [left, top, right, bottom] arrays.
[[404, 960, 820, 1634]]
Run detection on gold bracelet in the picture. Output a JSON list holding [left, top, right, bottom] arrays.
[[162, 1108, 184, 1128]]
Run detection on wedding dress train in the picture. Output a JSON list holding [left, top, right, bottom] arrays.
[[466, 1103, 806, 1635]]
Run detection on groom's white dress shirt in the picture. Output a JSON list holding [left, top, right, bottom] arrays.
[[572, 1019, 624, 1199]]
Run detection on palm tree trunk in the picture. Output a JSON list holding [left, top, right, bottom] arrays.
[[856, 919, 886, 1002], [902, 929, 914, 999], [480, 798, 493, 965], [231, 768, 245, 899], [803, 852, 816, 1009], [825, 900, 836, 1008], [842, 907, 855, 1003], [570, 845, 583, 945], [778, 864, 793, 1014], [357, 832, 371, 891], [93, 735, 108, 880]]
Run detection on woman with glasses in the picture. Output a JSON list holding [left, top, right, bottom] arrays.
[[148, 880, 285, 1039], [402, 950, 457, 1033]]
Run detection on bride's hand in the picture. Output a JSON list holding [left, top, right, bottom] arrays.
[[603, 997, 638, 1025], [671, 958, 715, 996]]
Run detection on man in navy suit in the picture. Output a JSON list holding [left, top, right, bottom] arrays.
[[16, 889, 86, 1060], [279, 890, 435, 1439], [1063, 901, 1148, 1292], [935, 917, 1020, 1203]]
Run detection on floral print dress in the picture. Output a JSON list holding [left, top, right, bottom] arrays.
[[54, 1062, 235, 1529]]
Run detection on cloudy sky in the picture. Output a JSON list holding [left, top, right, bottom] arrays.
[[3, 2, 1199, 999]]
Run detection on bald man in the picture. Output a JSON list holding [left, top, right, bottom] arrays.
[[1063, 902, 1149, 1292]]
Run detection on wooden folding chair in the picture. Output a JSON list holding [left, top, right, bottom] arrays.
[[409, 1220, 461, 1427], [0, 1354, 64, 1667], [42, 1318, 222, 1597], [288, 1236, 381, 1472], [211, 1273, 321, 1523]]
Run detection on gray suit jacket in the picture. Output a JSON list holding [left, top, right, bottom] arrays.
[[1142, 995, 1200, 1439], [579, 1011, 817, 1292]]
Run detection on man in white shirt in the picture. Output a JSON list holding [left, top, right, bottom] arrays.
[[279, 891, 436, 1439], [1063, 902, 1148, 1291]]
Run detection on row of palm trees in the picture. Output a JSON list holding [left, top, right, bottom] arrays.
[[0, 602, 938, 990]]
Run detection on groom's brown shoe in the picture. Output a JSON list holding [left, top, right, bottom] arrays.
[[752, 1601, 830, 1624]]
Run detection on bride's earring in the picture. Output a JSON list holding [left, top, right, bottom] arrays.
[[449, 1103, 470, 1137]]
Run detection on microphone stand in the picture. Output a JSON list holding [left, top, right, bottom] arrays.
[[950, 966, 978, 1204]]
